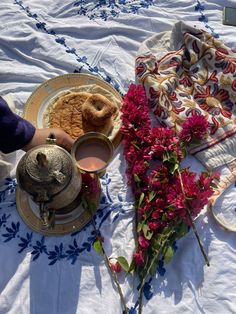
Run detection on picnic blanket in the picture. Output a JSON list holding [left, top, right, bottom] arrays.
[[1, 1, 236, 314]]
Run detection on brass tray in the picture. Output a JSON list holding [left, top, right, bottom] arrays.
[[16, 174, 101, 236], [23, 73, 123, 146]]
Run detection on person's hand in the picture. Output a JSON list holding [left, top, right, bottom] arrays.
[[23, 128, 74, 152]]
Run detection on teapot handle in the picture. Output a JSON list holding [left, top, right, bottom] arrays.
[[46, 133, 56, 145]]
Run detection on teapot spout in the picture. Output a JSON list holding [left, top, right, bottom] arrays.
[[39, 202, 55, 230]]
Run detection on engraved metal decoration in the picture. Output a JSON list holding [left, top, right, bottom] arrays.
[[16, 135, 83, 233]]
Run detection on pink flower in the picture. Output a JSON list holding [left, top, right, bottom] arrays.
[[138, 235, 150, 248], [133, 250, 145, 266], [148, 221, 160, 231], [180, 115, 209, 143], [81, 173, 100, 194], [124, 83, 148, 107], [110, 262, 122, 273], [152, 210, 162, 219], [133, 160, 149, 176], [167, 210, 177, 220], [138, 203, 151, 216], [121, 82, 217, 275]]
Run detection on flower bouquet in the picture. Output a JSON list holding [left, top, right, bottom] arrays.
[[120, 84, 219, 313]]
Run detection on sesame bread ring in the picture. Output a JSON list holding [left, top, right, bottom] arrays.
[[82, 93, 117, 126]]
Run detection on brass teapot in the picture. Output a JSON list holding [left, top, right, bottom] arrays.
[[16, 134, 82, 230]]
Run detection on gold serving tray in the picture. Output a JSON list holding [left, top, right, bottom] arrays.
[[16, 175, 101, 236]]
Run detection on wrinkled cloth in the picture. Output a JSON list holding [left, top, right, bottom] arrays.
[[1, 2, 236, 314]]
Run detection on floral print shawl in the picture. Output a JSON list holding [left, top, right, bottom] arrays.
[[136, 21, 236, 201]]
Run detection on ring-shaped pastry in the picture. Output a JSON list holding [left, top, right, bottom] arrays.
[[82, 94, 116, 126]]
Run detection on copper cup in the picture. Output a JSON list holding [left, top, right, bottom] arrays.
[[71, 132, 114, 175]]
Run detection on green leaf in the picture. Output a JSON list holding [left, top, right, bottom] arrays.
[[163, 246, 174, 264], [152, 238, 162, 250], [145, 230, 153, 240], [161, 213, 167, 221], [142, 224, 153, 240], [138, 192, 145, 208], [169, 162, 179, 175], [190, 136, 201, 145], [93, 239, 103, 255], [148, 190, 156, 202], [210, 182, 218, 189], [163, 151, 170, 162], [88, 202, 97, 215], [149, 258, 158, 276], [117, 256, 130, 272], [176, 222, 188, 239], [142, 223, 149, 236], [128, 259, 135, 273], [134, 174, 141, 183], [131, 141, 140, 150], [137, 222, 143, 233], [181, 146, 187, 158]]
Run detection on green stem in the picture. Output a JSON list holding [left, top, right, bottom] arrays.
[[177, 169, 210, 266], [87, 204, 128, 314], [137, 231, 175, 314]]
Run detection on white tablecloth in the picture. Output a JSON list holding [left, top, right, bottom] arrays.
[[0, 1, 236, 313]]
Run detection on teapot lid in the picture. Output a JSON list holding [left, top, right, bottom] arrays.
[[17, 144, 73, 200], [25, 146, 72, 185]]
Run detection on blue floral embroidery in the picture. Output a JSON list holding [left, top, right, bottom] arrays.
[[74, 0, 155, 21], [101, 174, 127, 223], [31, 236, 48, 261], [48, 243, 67, 265], [0, 178, 17, 202], [195, 0, 219, 38], [2, 221, 20, 242], [0, 213, 11, 228], [13, 0, 122, 94], [66, 237, 94, 264], [0, 176, 129, 265], [18, 232, 33, 253]]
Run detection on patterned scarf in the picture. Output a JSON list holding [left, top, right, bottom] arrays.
[[136, 22, 236, 202]]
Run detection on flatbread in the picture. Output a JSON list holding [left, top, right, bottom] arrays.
[[43, 85, 120, 139]]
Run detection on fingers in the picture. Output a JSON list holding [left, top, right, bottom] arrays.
[[23, 128, 74, 152], [50, 128, 74, 151]]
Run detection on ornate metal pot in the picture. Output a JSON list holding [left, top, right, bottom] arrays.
[[16, 135, 82, 230]]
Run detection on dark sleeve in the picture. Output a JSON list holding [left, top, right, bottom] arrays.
[[0, 96, 36, 153]]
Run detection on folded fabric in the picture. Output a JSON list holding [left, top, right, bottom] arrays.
[[136, 21, 236, 173]]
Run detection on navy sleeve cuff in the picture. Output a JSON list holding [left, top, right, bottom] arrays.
[[0, 96, 36, 153]]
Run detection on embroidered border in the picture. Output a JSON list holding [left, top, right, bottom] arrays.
[[13, 0, 122, 94], [13, 0, 219, 94], [0, 176, 130, 266], [74, 0, 155, 21], [195, 0, 219, 38]]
